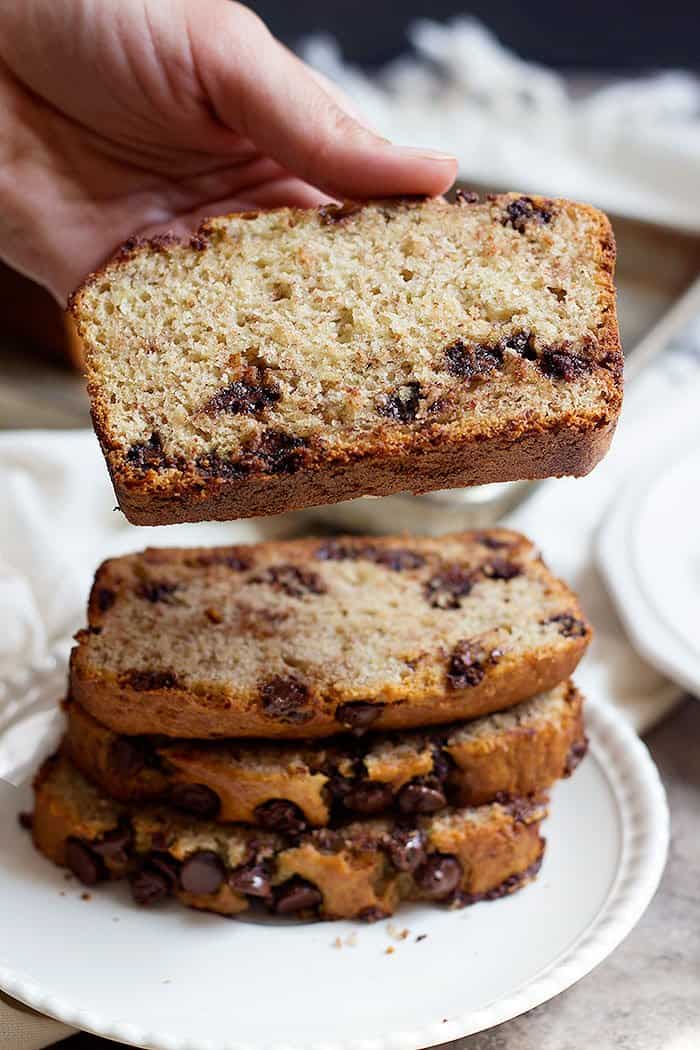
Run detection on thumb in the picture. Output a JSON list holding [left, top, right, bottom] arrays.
[[190, 1, 457, 199]]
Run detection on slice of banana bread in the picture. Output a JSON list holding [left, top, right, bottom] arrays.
[[31, 753, 547, 921], [70, 193, 622, 525], [69, 530, 591, 739], [64, 681, 585, 824]]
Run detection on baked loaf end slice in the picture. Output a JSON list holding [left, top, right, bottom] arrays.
[[31, 754, 547, 921], [63, 681, 586, 825], [69, 529, 592, 739], [70, 193, 622, 525]]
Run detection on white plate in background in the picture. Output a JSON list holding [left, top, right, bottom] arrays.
[[599, 442, 700, 697]]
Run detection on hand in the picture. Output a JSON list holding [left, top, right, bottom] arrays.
[[0, 0, 456, 304]]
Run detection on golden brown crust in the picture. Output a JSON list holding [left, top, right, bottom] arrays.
[[70, 194, 623, 526], [31, 754, 547, 921], [63, 683, 585, 823], [106, 413, 618, 525], [69, 530, 592, 739]]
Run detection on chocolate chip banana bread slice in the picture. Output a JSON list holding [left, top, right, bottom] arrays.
[[31, 754, 547, 921], [64, 681, 585, 825], [70, 194, 622, 525], [70, 530, 591, 739]]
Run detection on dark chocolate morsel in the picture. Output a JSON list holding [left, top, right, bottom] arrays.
[[413, 854, 463, 899], [385, 827, 427, 873], [92, 826, 132, 866], [130, 866, 172, 906], [397, 777, 447, 815], [273, 877, 322, 914], [482, 559, 522, 581], [229, 861, 273, 899], [169, 783, 221, 819], [260, 675, 313, 724], [378, 382, 422, 423], [342, 781, 394, 816], [179, 851, 226, 895], [547, 613, 588, 638], [95, 587, 116, 612], [254, 799, 307, 835], [248, 564, 326, 598], [65, 837, 106, 887], [564, 738, 589, 776]]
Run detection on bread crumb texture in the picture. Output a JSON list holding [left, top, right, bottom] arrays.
[[70, 194, 621, 519]]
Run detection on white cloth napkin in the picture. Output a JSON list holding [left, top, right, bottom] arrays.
[[304, 17, 700, 233]]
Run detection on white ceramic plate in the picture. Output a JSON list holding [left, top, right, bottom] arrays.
[[0, 697, 667, 1050], [598, 442, 700, 697]]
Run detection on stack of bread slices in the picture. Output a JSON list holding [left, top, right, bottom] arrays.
[[27, 191, 621, 922], [31, 529, 591, 921]]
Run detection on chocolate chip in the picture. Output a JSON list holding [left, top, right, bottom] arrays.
[[190, 233, 208, 251], [502, 797, 540, 823], [185, 551, 252, 571], [314, 540, 354, 562], [342, 781, 394, 815], [273, 877, 322, 914], [397, 777, 446, 815], [196, 452, 249, 480], [319, 201, 362, 224], [254, 799, 307, 835], [260, 675, 312, 724], [18, 811, 33, 831], [476, 534, 513, 550], [124, 670, 177, 691], [431, 748, 454, 783], [385, 827, 427, 873], [447, 639, 495, 689], [482, 559, 522, 581], [539, 348, 588, 381], [146, 852, 181, 888], [357, 906, 390, 922], [425, 566, 474, 609], [454, 189, 479, 204], [126, 432, 168, 471], [135, 581, 179, 603], [444, 340, 503, 381], [229, 861, 273, 899], [109, 736, 149, 778], [335, 701, 384, 731], [248, 564, 326, 598], [501, 196, 553, 233], [413, 854, 463, 899], [203, 377, 280, 418], [95, 587, 116, 613], [564, 738, 589, 776], [504, 330, 538, 361], [372, 548, 426, 572], [378, 382, 422, 423], [547, 613, 588, 638], [92, 827, 132, 866], [252, 430, 308, 475], [65, 838, 106, 886], [180, 851, 226, 895], [130, 865, 172, 906], [169, 783, 221, 819]]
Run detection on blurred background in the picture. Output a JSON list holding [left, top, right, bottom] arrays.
[[3, 0, 700, 429]]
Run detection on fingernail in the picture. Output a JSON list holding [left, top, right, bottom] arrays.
[[385, 145, 457, 163]]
